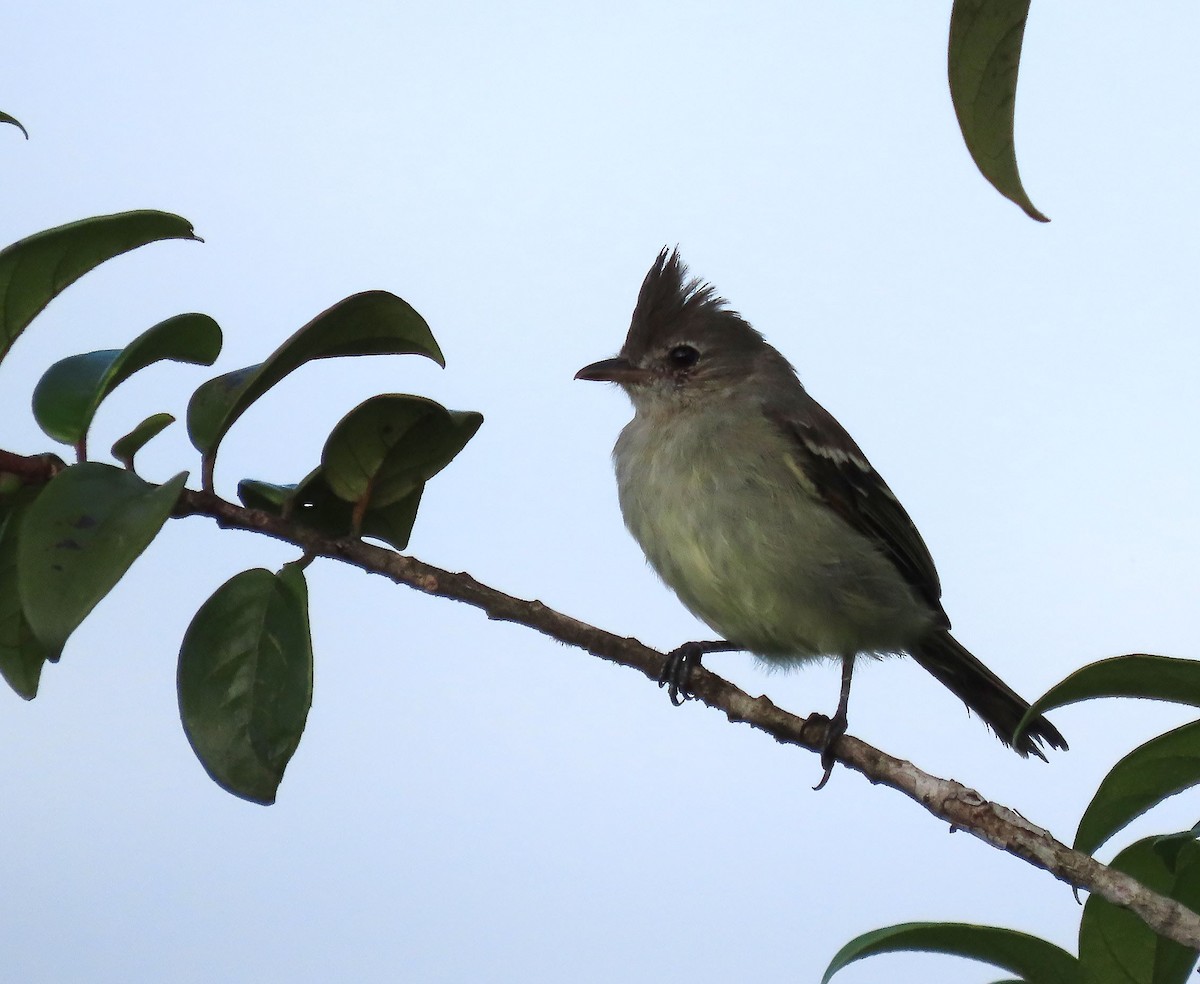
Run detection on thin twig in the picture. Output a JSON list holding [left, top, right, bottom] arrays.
[[3, 447, 1198, 950]]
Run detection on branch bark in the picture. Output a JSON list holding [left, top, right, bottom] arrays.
[[4, 447, 1199, 950]]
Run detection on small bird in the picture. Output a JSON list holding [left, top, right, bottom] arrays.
[[576, 249, 1066, 787]]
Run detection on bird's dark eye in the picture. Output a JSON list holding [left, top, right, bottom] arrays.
[[667, 344, 700, 369]]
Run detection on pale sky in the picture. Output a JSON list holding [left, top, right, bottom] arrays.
[[4, 3, 1200, 982]]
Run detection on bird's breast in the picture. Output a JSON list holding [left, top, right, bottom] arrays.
[[612, 408, 933, 662]]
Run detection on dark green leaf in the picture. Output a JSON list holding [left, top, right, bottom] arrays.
[[1074, 722, 1200, 858], [1152, 827, 1200, 872], [1018, 656, 1200, 742], [185, 292, 444, 473], [32, 313, 221, 450], [322, 394, 482, 510], [111, 413, 176, 469], [823, 922, 1083, 984], [1, 112, 28, 139], [238, 471, 341, 532], [948, 0, 1048, 222], [17, 464, 187, 657], [238, 469, 425, 551], [1079, 837, 1200, 984], [0, 492, 50, 698], [358, 484, 423, 550], [236, 477, 299, 512], [178, 564, 313, 805], [0, 211, 200, 365]]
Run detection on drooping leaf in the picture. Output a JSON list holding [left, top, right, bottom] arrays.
[[358, 484, 424, 550], [1018, 656, 1200, 742], [185, 292, 445, 479], [822, 922, 1083, 984], [33, 313, 221, 451], [948, 0, 1048, 222], [0, 211, 200, 365], [177, 563, 313, 805], [111, 413, 176, 470], [321, 394, 482, 513], [238, 469, 425, 551], [1074, 722, 1200, 858], [17, 464, 187, 657], [0, 491, 50, 698], [1, 112, 28, 139], [1078, 836, 1200, 984]]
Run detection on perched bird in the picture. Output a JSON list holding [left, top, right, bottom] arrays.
[[576, 248, 1066, 786]]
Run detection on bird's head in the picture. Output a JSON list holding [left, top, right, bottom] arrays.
[[575, 248, 792, 410]]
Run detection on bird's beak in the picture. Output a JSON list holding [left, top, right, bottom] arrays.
[[575, 357, 650, 385]]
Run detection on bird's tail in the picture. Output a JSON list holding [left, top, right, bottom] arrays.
[[910, 632, 1067, 760]]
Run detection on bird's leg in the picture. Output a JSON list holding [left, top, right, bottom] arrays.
[[812, 655, 855, 791], [658, 640, 741, 705]]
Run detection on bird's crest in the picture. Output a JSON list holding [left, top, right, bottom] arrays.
[[623, 248, 756, 358]]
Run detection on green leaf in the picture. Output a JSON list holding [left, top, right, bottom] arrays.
[[185, 291, 445, 480], [948, 0, 1048, 222], [1151, 827, 1200, 872], [17, 464, 187, 657], [0, 492, 51, 698], [1, 111, 28, 139], [238, 469, 425, 551], [823, 922, 1083, 984], [111, 413, 176, 469], [236, 478, 298, 513], [238, 471, 344, 533], [0, 211, 200, 365], [1018, 656, 1200, 742], [32, 313, 221, 451], [178, 564, 313, 805], [1079, 837, 1200, 984], [1074, 722, 1200, 858], [357, 483, 424, 550], [321, 394, 482, 511], [232, 395, 475, 549]]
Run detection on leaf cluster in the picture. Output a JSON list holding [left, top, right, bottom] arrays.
[[0, 204, 482, 806]]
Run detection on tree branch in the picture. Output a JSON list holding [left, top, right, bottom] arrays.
[[4, 448, 1199, 949]]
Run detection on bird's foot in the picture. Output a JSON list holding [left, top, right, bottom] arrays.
[[809, 710, 848, 792], [658, 642, 703, 705], [658, 640, 736, 706]]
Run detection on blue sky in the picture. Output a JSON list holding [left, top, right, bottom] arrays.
[[4, 3, 1199, 982]]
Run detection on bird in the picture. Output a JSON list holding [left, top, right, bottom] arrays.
[[576, 248, 1066, 787]]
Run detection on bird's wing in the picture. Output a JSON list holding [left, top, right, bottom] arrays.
[[765, 395, 949, 626]]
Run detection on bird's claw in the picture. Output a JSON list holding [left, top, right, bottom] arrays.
[[657, 640, 740, 705], [658, 643, 701, 705], [810, 711, 848, 791]]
